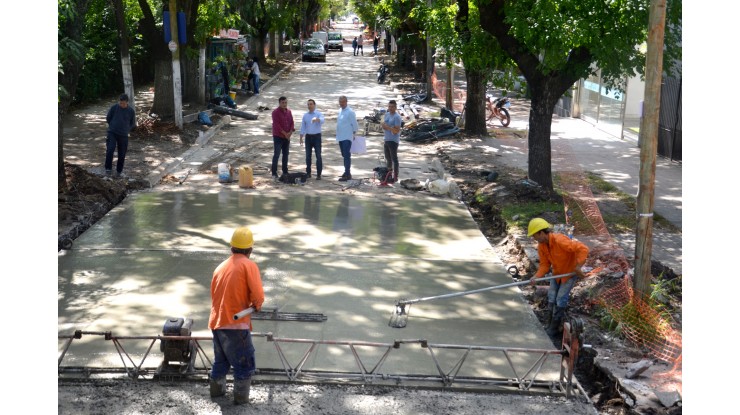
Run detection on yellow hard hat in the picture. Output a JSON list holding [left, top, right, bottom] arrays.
[[527, 218, 551, 237], [230, 227, 254, 249]]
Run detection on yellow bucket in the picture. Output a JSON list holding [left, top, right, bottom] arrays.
[[229, 91, 237, 101]]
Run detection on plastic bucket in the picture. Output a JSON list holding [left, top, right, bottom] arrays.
[[218, 163, 232, 183], [238, 166, 254, 188]]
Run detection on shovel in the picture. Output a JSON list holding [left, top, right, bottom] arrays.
[[388, 272, 575, 328]]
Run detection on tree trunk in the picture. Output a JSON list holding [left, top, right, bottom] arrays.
[[256, 30, 268, 61], [268, 31, 277, 59], [464, 69, 488, 136], [527, 85, 559, 190], [152, 57, 175, 118], [181, 49, 201, 104]]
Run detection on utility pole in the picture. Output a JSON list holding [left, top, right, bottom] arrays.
[[168, 0, 183, 129], [634, 0, 666, 298]]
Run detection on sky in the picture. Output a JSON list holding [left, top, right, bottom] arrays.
[[0, 1, 724, 411]]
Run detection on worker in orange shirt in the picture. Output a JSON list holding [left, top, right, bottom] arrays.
[[208, 227, 265, 404], [527, 218, 589, 336]]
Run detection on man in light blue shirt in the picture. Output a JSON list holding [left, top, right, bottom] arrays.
[[335, 95, 359, 181], [381, 99, 403, 183], [299, 99, 325, 179]]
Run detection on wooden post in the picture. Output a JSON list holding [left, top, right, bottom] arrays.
[[169, 0, 183, 129], [634, 0, 666, 298]]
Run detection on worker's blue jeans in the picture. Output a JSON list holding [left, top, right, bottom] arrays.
[[252, 74, 260, 94], [304, 133, 322, 176], [548, 276, 578, 308], [210, 329, 255, 381], [104, 132, 128, 173], [271, 136, 290, 176], [338, 139, 352, 175]]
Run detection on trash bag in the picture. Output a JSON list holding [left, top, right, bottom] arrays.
[[197, 111, 213, 126], [427, 179, 450, 195]]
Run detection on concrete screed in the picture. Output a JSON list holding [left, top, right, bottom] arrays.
[[58, 41, 601, 413]]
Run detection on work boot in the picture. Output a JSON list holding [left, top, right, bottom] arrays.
[[209, 377, 226, 398], [546, 307, 566, 337], [233, 378, 251, 405], [545, 303, 555, 326]]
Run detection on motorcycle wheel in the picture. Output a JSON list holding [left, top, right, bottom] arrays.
[[498, 108, 510, 127]]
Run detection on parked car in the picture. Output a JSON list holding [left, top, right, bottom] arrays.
[[327, 32, 343, 52], [311, 31, 329, 53], [302, 39, 327, 62]]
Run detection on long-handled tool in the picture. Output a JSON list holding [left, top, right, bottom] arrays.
[[388, 272, 575, 328], [233, 305, 328, 322]]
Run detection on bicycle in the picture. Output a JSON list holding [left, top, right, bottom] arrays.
[[485, 95, 511, 127]]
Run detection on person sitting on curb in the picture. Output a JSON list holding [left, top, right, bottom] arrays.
[[527, 218, 589, 336]]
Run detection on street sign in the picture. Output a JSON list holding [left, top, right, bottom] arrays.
[[168, 41, 177, 52]]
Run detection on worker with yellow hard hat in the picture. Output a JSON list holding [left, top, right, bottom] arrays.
[[527, 218, 589, 337], [208, 227, 265, 404]]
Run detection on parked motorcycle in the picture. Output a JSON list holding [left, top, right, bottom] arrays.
[[485, 94, 511, 127], [377, 60, 390, 84]]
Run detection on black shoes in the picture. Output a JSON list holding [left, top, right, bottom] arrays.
[[338, 173, 352, 182]]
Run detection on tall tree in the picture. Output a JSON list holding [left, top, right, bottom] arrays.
[[478, 0, 682, 191], [231, 0, 275, 61], [58, 0, 93, 190]]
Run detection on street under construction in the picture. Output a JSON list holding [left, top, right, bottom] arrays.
[[58, 191, 589, 401]]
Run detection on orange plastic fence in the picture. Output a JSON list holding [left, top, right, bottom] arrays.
[[555, 141, 681, 365], [431, 72, 465, 112]]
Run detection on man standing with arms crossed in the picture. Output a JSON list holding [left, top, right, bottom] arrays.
[[299, 99, 325, 180], [381, 100, 403, 183], [271, 96, 295, 181], [104, 93, 136, 178], [335, 95, 359, 182], [208, 227, 265, 405]]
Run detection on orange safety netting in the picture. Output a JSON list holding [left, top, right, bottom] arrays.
[[431, 72, 465, 112], [556, 141, 682, 366]]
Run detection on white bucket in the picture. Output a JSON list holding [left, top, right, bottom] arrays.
[[218, 163, 232, 183]]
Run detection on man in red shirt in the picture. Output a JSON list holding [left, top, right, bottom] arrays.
[[208, 227, 265, 404], [528, 218, 589, 336], [271, 96, 295, 181]]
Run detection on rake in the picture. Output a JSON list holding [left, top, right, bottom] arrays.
[[388, 272, 575, 328]]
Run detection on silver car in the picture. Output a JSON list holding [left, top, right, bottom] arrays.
[[302, 39, 327, 62]]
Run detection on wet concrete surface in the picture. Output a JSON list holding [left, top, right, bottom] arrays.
[[59, 192, 566, 385]]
